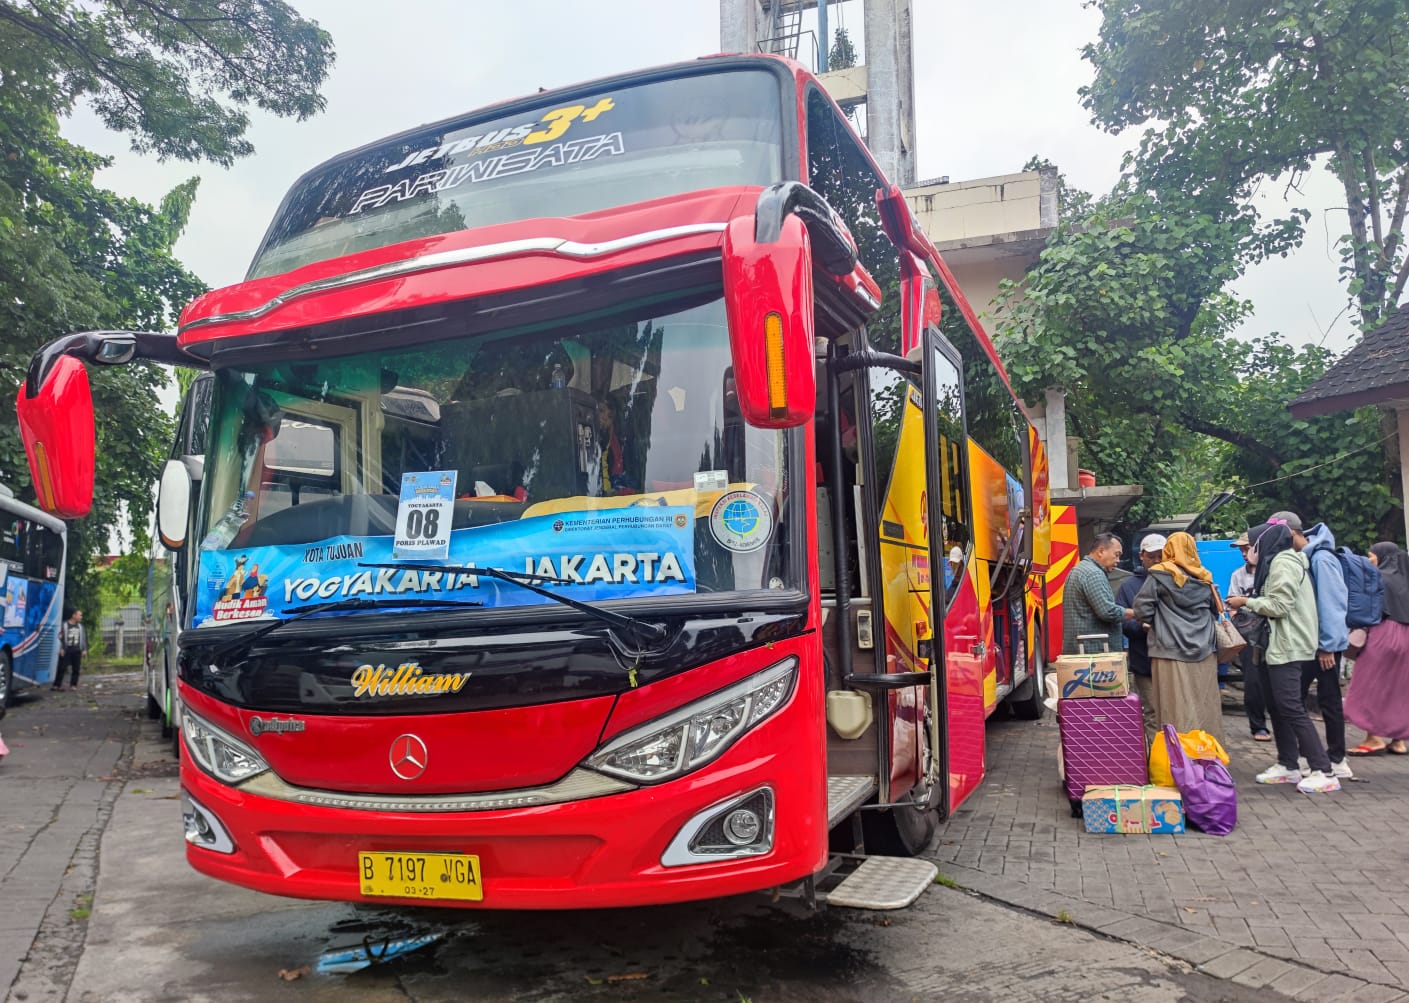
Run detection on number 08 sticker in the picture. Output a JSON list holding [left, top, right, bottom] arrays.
[[394, 470, 458, 559]]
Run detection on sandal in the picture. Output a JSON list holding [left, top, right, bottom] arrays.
[[1349, 743, 1388, 756], [1252, 730, 1272, 742], [1389, 743, 1409, 755]]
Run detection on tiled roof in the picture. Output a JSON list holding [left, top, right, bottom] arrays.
[[1289, 302, 1409, 417]]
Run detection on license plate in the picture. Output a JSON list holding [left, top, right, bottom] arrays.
[[357, 851, 483, 902]]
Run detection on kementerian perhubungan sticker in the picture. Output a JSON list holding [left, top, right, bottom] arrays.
[[709, 489, 773, 553]]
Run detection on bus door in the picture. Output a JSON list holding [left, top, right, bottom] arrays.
[[922, 329, 982, 816]]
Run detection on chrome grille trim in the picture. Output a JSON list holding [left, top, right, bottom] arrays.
[[180, 223, 729, 334], [239, 767, 634, 813]]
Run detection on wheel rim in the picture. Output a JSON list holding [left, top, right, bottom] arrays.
[[0, 659, 9, 703]]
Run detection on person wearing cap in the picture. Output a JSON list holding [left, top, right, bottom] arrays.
[[1062, 533, 1136, 655], [1270, 510, 1353, 780], [1131, 531, 1225, 745], [1117, 533, 1166, 743], [1229, 530, 1270, 741]]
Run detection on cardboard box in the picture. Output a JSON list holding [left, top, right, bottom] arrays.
[[1053, 650, 1129, 699], [1082, 785, 1185, 834]]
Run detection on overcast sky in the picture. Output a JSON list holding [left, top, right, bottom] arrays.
[[65, 0, 1357, 361]]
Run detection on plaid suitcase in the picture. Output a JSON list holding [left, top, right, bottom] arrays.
[[1059, 693, 1148, 814]]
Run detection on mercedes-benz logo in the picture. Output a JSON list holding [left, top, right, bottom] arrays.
[[389, 734, 428, 781]]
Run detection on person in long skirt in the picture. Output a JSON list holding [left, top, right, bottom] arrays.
[[1131, 531, 1225, 745], [1345, 542, 1409, 755]]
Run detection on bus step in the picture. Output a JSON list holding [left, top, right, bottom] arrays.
[[826, 774, 877, 828], [820, 855, 938, 911]]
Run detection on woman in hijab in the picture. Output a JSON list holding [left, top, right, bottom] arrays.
[[1227, 522, 1339, 792], [1344, 542, 1409, 755], [1131, 531, 1223, 743]]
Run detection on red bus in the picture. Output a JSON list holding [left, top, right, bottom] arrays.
[[16, 55, 1058, 910]]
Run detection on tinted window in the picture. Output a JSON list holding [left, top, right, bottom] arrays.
[[934, 280, 1024, 477], [804, 88, 902, 355], [251, 70, 785, 278]]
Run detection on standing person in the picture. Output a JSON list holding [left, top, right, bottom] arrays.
[[1345, 542, 1409, 755], [1229, 531, 1270, 741], [1131, 532, 1225, 745], [1062, 533, 1135, 655], [1273, 511, 1353, 780], [53, 608, 88, 692], [1227, 523, 1340, 793], [1117, 533, 1166, 743]]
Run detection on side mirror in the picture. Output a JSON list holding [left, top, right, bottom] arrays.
[[157, 459, 193, 550], [14, 355, 96, 518], [721, 214, 816, 428]]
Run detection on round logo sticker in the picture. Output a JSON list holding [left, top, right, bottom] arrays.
[[709, 490, 773, 553]]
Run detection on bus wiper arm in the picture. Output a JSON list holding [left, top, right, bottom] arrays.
[[205, 596, 485, 660], [359, 562, 668, 644]]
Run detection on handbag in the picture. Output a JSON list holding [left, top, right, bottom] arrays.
[[1210, 585, 1246, 662], [1162, 724, 1237, 835], [1231, 606, 1269, 649]]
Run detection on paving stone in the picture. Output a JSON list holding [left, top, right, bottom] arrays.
[[1292, 973, 1375, 1001], [937, 712, 1409, 982], [1230, 956, 1299, 989], [1197, 948, 1263, 980]]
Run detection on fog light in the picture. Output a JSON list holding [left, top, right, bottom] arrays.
[[181, 790, 236, 854], [723, 808, 761, 845], [661, 787, 775, 866]]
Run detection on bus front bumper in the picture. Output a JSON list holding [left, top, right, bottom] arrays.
[[178, 734, 827, 910]]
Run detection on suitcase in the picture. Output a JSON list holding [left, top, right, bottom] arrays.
[[1059, 693, 1148, 816]]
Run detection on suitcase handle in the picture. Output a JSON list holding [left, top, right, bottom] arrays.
[[1076, 633, 1112, 654]]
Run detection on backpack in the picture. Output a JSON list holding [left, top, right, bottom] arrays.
[[1313, 547, 1385, 629]]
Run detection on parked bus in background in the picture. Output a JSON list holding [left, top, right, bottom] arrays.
[[16, 55, 1058, 910], [0, 483, 67, 717], [144, 374, 213, 751]]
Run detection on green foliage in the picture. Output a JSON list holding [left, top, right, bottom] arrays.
[[996, 177, 1400, 543], [1082, 0, 1409, 330], [0, 1, 334, 613], [828, 27, 857, 71]]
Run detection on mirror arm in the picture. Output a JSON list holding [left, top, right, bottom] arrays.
[[753, 181, 858, 276], [24, 330, 208, 398], [831, 348, 921, 377]]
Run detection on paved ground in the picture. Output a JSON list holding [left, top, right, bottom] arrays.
[[0, 672, 1298, 1002], [931, 688, 1409, 1001]]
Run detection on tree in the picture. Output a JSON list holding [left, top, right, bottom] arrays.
[[994, 171, 1399, 540], [0, 1, 334, 619], [1082, 0, 1409, 330], [829, 27, 857, 71]]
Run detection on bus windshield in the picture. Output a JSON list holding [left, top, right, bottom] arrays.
[[249, 68, 785, 279], [192, 292, 795, 628]]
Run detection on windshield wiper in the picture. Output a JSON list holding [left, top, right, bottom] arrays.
[[203, 596, 485, 660], [359, 562, 668, 645]]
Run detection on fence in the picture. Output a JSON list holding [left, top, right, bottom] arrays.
[[100, 604, 146, 658]]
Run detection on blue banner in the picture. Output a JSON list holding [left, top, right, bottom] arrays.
[[193, 506, 696, 627]]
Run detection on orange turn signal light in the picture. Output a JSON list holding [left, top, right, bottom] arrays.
[[764, 312, 787, 415]]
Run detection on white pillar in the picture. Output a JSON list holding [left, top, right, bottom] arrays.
[[720, 0, 768, 53], [863, 0, 916, 185], [1045, 387, 1069, 491]]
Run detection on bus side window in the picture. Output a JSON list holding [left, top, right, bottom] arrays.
[[929, 340, 973, 585]]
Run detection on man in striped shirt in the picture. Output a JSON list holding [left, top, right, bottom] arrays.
[[1063, 533, 1134, 654]]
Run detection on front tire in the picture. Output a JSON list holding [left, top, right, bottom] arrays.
[[862, 797, 939, 856]]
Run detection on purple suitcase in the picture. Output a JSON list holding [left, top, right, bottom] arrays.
[[1059, 693, 1148, 813]]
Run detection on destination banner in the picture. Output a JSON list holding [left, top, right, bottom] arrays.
[[193, 506, 696, 627]]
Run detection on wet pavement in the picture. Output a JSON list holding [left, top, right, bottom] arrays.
[[931, 690, 1409, 1001], [6, 673, 1298, 1001]]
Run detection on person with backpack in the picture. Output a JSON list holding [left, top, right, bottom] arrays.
[[1345, 542, 1408, 755], [53, 607, 88, 692], [1270, 512, 1356, 780], [1226, 522, 1340, 793]]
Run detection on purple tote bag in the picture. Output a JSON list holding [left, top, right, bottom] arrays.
[[1162, 724, 1237, 835]]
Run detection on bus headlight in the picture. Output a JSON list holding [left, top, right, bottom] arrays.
[[182, 707, 270, 785], [585, 658, 797, 784]]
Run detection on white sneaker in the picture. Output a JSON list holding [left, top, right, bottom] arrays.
[[1331, 759, 1354, 779], [1257, 763, 1302, 784], [1297, 770, 1341, 794]]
